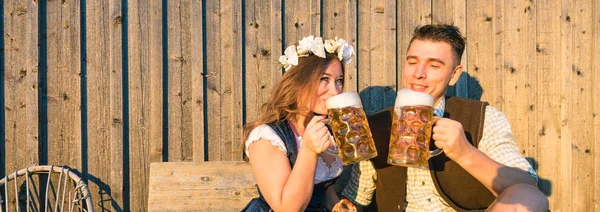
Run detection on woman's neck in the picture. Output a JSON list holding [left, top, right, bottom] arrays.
[[291, 113, 314, 136]]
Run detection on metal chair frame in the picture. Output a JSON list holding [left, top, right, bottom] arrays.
[[0, 165, 93, 212]]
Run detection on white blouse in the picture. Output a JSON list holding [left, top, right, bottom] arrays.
[[245, 124, 343, 184]]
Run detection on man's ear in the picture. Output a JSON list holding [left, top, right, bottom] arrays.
[[448, 65, 463, 86]]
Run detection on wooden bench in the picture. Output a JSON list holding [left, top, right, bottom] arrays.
[[148, 161, 259, 211]]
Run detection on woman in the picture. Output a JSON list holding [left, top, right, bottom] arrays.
[[242, 36, 354, 211]]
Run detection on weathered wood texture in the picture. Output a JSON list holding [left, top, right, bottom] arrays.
[[127, 0, 164, 211], [46, 0, 82, 169], [1, 0, 598, 211], [206, 0, 244, 161], [245, 0, 283, 123], [3, 0, 39, 177], [147, 162, 258, 212], [85, 0, 124, 210]]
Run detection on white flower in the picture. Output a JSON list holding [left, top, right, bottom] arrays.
[[278, 35, 354, 72], [334, 38, 354, 66], [279, 45, 298, 70], [298, 36, 326, 58], [339, 43, 354, 66], [324, 39, 338, 53]]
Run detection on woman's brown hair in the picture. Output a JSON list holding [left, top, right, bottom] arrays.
[[242, 52, 344, 158]]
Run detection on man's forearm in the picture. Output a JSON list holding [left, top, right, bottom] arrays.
[[457, 146, 537, 196]]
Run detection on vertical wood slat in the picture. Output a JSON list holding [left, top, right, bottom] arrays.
[[191, 0, 204, 161], [149, 0, 163, 164], [284, 0, 320, 46], [594, 1, 600, 210], [3, 2, 39, 210], [535, 0, 562, 209], [128, 0, 163, 211], [167, 0, 192, 162], [321, 0, 358, 93], [3, 0, 39, 177], [570, 1, 595, 211], [523, 0, 538, 173], [206, 0, 244, 161], [500, 0, 536, 165], [465, 1, 498, 106], [559, 0, 574, 210], [358, 0, 396, 115], [109, 0, 125, 209], [86, 0, 122, 210], [397, 1, 432, 92], [46, 0, 81, 169], [244, 0, 283, 123], [431, 0, 468, 99], [492, 1, 505, 111], [45, 0, 82, 211], [383, 0, 396, 102]]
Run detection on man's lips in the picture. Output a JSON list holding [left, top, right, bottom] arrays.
[[409, 84, 428, 92]]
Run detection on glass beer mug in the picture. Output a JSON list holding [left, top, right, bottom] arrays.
[[388, 89, 443, 169], [326, 92, 378, 165]]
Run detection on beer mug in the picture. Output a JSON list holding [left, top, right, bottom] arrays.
[[387, 89, 443, 169], [326, 92, 378, 165]]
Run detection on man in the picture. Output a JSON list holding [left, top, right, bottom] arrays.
[[333, 24, 548, 211]]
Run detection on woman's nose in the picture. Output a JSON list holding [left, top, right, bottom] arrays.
[[329, 82, 342, 95]]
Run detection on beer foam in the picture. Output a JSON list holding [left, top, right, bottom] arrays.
[[395, 89, 434, 108], [326, 91, 362, 108]]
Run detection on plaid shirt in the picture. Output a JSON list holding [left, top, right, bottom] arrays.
[[341, 98, 538, 211]]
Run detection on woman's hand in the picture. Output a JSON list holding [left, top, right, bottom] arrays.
[[302, 116, 332, 155], [332, 199, 358, 212]]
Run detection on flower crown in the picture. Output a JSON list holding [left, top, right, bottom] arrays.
[[278, 36, 355, 71]]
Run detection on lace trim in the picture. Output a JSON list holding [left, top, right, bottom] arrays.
[[314, 155, 343, 184]]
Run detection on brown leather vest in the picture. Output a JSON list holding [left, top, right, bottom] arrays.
[[367, 96, 495, 211]]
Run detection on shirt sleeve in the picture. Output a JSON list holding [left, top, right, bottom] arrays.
[[244, 124, 287, 158], [478, 106, 539, 182], [341, 160, 377, 207]]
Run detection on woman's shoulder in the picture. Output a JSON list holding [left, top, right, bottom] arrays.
[[247, 124, 280, 140], [245, 124, 287, 157]]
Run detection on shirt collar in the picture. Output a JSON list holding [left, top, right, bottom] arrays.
[[434, 97, 445, 117]]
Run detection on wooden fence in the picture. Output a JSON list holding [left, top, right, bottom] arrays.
[[1, 0, 598, 211]]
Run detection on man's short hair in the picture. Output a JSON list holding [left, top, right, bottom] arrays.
[[409, 24, 466, 66]]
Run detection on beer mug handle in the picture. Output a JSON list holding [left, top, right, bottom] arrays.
[[325, 133, 339, 155], [323, 121, 339, 155], [430, 148, 444, 157]]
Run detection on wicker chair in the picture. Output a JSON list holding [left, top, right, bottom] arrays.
[[0, 165, 93, 212]]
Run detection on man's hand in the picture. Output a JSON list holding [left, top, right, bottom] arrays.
[[332, 199, 358, 212], [432, 117, 477, 164]]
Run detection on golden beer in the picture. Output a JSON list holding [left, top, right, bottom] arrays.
[[326, 92, 378, 165], [388, 89, 441, 169], [388, 105, 434, 168]]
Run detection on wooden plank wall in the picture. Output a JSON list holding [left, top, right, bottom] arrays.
[[1, 0, 598, 211]]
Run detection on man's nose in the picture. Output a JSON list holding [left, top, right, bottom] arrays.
[[414, 64, 426, 79]]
